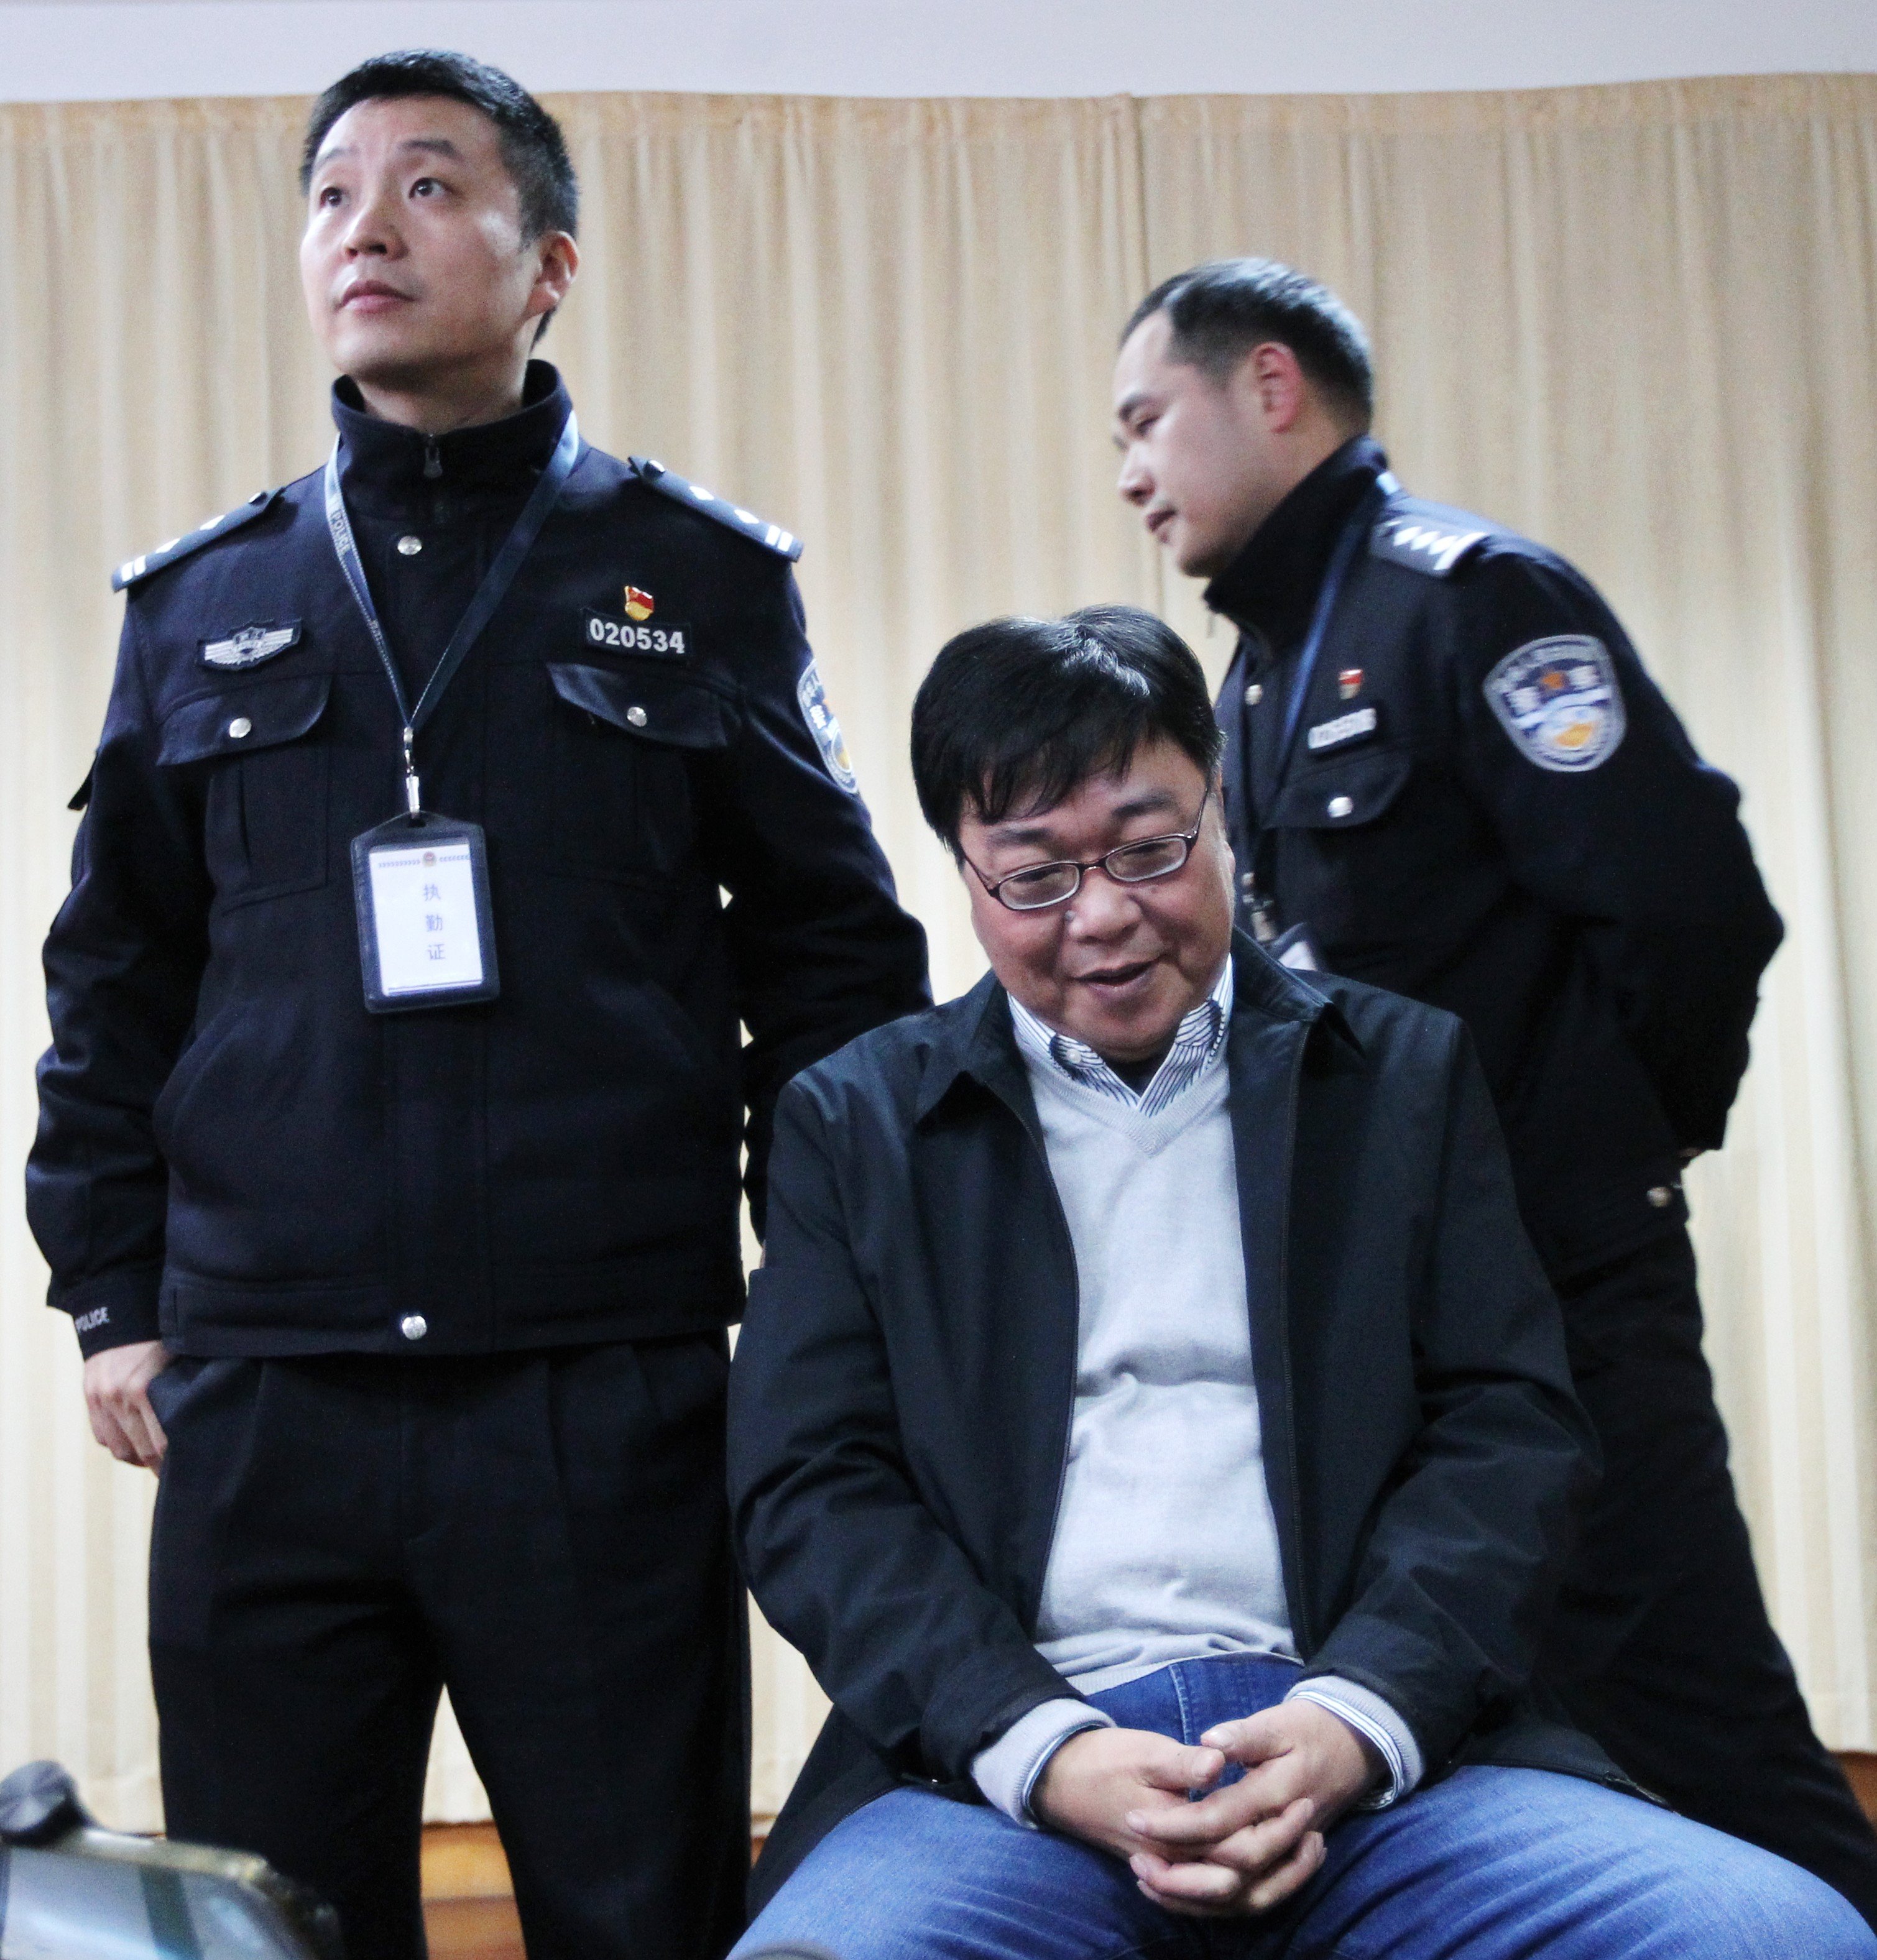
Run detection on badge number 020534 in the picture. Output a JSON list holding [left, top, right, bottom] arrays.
[[586, 614, 686, 656]]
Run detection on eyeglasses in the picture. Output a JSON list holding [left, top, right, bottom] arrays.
[[965, 784, 1212, 913]]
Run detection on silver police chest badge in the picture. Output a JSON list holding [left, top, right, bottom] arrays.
[[200, 621, 301, 670], [1483, 635, 1626, 773], [796, 660, 858, 793]]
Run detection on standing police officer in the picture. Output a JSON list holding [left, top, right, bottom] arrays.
[[1109, 257, 1877, 1926], [28, 51, 928, 1960]]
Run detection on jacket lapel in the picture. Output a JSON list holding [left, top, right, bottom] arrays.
[[914, 973, 1038, 1137], [915, 975, 1079, 1624], [1227, 939, 1335, 1652]]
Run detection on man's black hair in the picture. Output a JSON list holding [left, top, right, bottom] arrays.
[[1123, 258, 1372, 427], [911, 605, 1223, 857], [300, 50, 578, 242]]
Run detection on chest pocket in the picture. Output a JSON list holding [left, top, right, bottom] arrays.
[[1269, 746, 1413, 831], [545, 660, 735, 882], [159, 674, 331, 905], [1263, 746, 1434, 952]]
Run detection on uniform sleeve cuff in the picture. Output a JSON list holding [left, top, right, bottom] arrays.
[[57, 1271, 165, 1358], [971, 1698, 1116, 1826], [1286, 1677, 1424, 1808]]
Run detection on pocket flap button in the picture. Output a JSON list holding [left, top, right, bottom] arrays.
[[1327, 794, 1354, 819], [228, 717, 252, 739], [400, 1314, 428, 1340], [626, 706, 648, 728]]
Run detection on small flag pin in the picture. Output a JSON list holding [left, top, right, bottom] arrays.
[[624, 586, 655, 622], [1337, 668, 1365, 700]]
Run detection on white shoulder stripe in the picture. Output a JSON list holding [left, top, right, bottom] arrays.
[[628, 455, 805, 561], [111, 487, 280, 592]]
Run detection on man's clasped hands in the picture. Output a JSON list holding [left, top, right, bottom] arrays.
[[1033, 1698, 1379, 1918]]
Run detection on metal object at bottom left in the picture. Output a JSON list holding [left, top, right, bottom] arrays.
[[0, 1760, 342, 1960]]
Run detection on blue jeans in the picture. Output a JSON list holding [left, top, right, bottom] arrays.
[[737, 1654, 1876, 1960]]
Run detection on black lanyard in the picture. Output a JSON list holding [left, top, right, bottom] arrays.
[[325, 409, 581, 814], [1273, 477, 1390, 778], [1240, 476, 1391, 942]]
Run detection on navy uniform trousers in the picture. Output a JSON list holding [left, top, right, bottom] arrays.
[[1538, 1231, 1877, 1927], [147, 1337, 748, 1960]]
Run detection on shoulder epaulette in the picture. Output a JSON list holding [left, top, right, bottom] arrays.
[[112, 487, 284, 592], [1370, 498, 1493, 579], [628, 456, 803, 561]]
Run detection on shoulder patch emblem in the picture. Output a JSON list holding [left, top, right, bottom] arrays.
[[201, 620, 300, 670], [1371, 510, 1489, 578], [1484, 635, 1626, 773], [629, 457, 803, 561], [796, 660, 858, 793], [113, 488, 282, 592]]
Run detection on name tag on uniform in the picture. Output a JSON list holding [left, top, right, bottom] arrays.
[[1306, 705, 1380, 753], [350, 814, 500, 1013], [583, 610, 690, 658]]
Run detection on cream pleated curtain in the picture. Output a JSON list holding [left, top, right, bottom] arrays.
[[1, 76, 1873, 1833]]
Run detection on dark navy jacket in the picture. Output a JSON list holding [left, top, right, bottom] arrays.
[[729, 939, 1618, 1910], [1215, 437, 1783, 1281], [29, 364, 929, 1360]]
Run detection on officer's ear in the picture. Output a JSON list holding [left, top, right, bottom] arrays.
[[1234, 341, 1311, 435], [525, 231, 579, 341]]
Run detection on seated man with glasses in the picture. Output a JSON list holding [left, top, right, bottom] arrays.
[[726, 605, 1872, 1960]]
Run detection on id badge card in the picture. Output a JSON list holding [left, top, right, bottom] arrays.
[[350, 813, 500, 1013]]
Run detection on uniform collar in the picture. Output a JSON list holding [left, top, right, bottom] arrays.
[[1204, 434, 1390, 651], [331, 359, 572, 506]]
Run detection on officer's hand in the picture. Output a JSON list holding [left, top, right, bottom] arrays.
[[83, 1340, 172, 1471], [1124, 1700, 1377, 1917], [1031, 1726, 1227, 1863]]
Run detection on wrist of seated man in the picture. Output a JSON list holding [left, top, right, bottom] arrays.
[[1284, 1675, 1425, 1808], [971, 1675, 1424, 1824], [971, 1698, 1117, 1826]]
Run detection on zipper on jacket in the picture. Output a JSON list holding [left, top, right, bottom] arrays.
[[423, 436, 442, 481]]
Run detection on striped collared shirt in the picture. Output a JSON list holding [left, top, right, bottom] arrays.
[[1009, 959, 1233, 1119]]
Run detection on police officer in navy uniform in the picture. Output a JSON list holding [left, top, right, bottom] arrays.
[[1109, 258, 1877, 1926], [27, 52, 928, 1960]]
